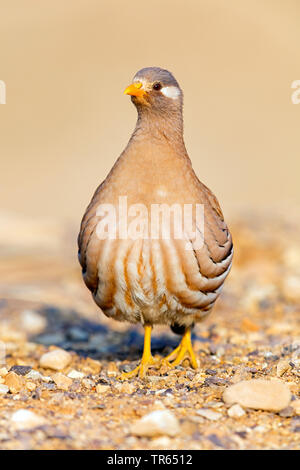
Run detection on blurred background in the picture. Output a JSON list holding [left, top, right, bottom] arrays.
[[0, 0, 299, 329], [1, 0, 299, 223]]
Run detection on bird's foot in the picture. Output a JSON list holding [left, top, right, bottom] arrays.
[[119, 324, 158, 380], [161, 329, 198, 370], [119, 354, 158, 380]]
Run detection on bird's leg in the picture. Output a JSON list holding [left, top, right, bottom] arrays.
[[162, 327, 198, 369], [120, 324, 157, 380]]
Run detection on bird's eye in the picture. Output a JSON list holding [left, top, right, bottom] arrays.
[[153, 82, 162, 91]]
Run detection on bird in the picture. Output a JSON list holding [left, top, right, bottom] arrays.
[[78, 67, 233, 379]]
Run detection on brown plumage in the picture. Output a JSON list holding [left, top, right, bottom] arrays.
[[78, 67, 233, 378]]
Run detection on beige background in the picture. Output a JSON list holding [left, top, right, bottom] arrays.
[[1, 0, 299, 222]]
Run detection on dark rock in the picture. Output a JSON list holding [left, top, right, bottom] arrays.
[[279, 406, 294, 418], [204, 377, 229, 386], [205, 369, 217, 375], [32, 388, 42, 400], [43, 383, 56, 391], [208, 434, 225, 448], [245, 367, 258, 374], [160, 388, 173, 396], [9, 365, 32, 376], [247, 349, 259, 357]]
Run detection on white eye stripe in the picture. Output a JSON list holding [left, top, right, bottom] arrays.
[[160, 86, 181, 99]]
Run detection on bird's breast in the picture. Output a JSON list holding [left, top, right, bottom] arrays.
[[82, 220, 232, 325], [78, 141, 233, 325]]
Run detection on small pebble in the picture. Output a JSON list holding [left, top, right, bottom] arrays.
[[205, 369, 217, 376], [82, 378, 95, 389], [96, 384, 110, 394], [9, 365, 32, 376], [25, 370, 43, 381], [107, 362, 118, 377], [131, 410, 180, 437], [40, 375, 52, 383], [26, 381, 37, 392], [279, 406, 294, 418], [254, 425, 267, 433], [291, 400, 300, 416], [114, 382, 135, 394], [5, 372, 25, 394], [11, 409, 46, 430], [196, 408, 222, 421], [0, 384, 9, 394], [67, 369, 85, 379], [223, 379, 291, 412], [0, 367, 8, 377], [276, 359, 291, 377], [39, 349, 72, 371], [227, 404, 246, 418], [52, 372, 73, 391], [150, 436, 172, 448], [264, 351, 274, 359]]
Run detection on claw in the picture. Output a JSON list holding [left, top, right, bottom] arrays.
[[161, 328, 198, 370], [119, 324, 158, 380], [120, 355, 158, 380]]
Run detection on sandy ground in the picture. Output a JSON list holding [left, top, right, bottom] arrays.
[[0, 212, 299, 450]]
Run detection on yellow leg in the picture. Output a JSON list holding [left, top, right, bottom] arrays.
[[162, 328, 198, 369], [120, 325, 157, 379]]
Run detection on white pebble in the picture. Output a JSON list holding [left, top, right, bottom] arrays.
[[227, 404, 246, 418], [26, 369, 42, 381], [39, 349, 71, 371], [0, 367, 8, 377], [11, 409, 46, 430], [196, 408, 222, 421], [0, 384, 9, 394], [67, 369, 85, 379], [131, 410, 180, 437], [95, 383, 110, 394], [223, 379, 291, 412]]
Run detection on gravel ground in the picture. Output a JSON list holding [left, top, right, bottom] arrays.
[[0, 212, 299, 450]]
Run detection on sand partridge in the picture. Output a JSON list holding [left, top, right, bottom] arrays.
[[78, 67, 233, 378]]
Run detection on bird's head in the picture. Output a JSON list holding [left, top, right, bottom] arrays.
[[124, 67, 183, 115]]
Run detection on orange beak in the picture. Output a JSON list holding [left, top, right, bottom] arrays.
[[124, 82, 145, 97]]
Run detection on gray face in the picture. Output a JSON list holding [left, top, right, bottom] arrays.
[[133, 67, 180, 89], [130, 67, 183, 113]]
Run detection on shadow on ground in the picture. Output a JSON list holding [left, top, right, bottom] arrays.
[[30, 306, 189, 362]]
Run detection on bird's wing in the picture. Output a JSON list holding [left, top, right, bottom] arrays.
[[78, 181, 106, 293]]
